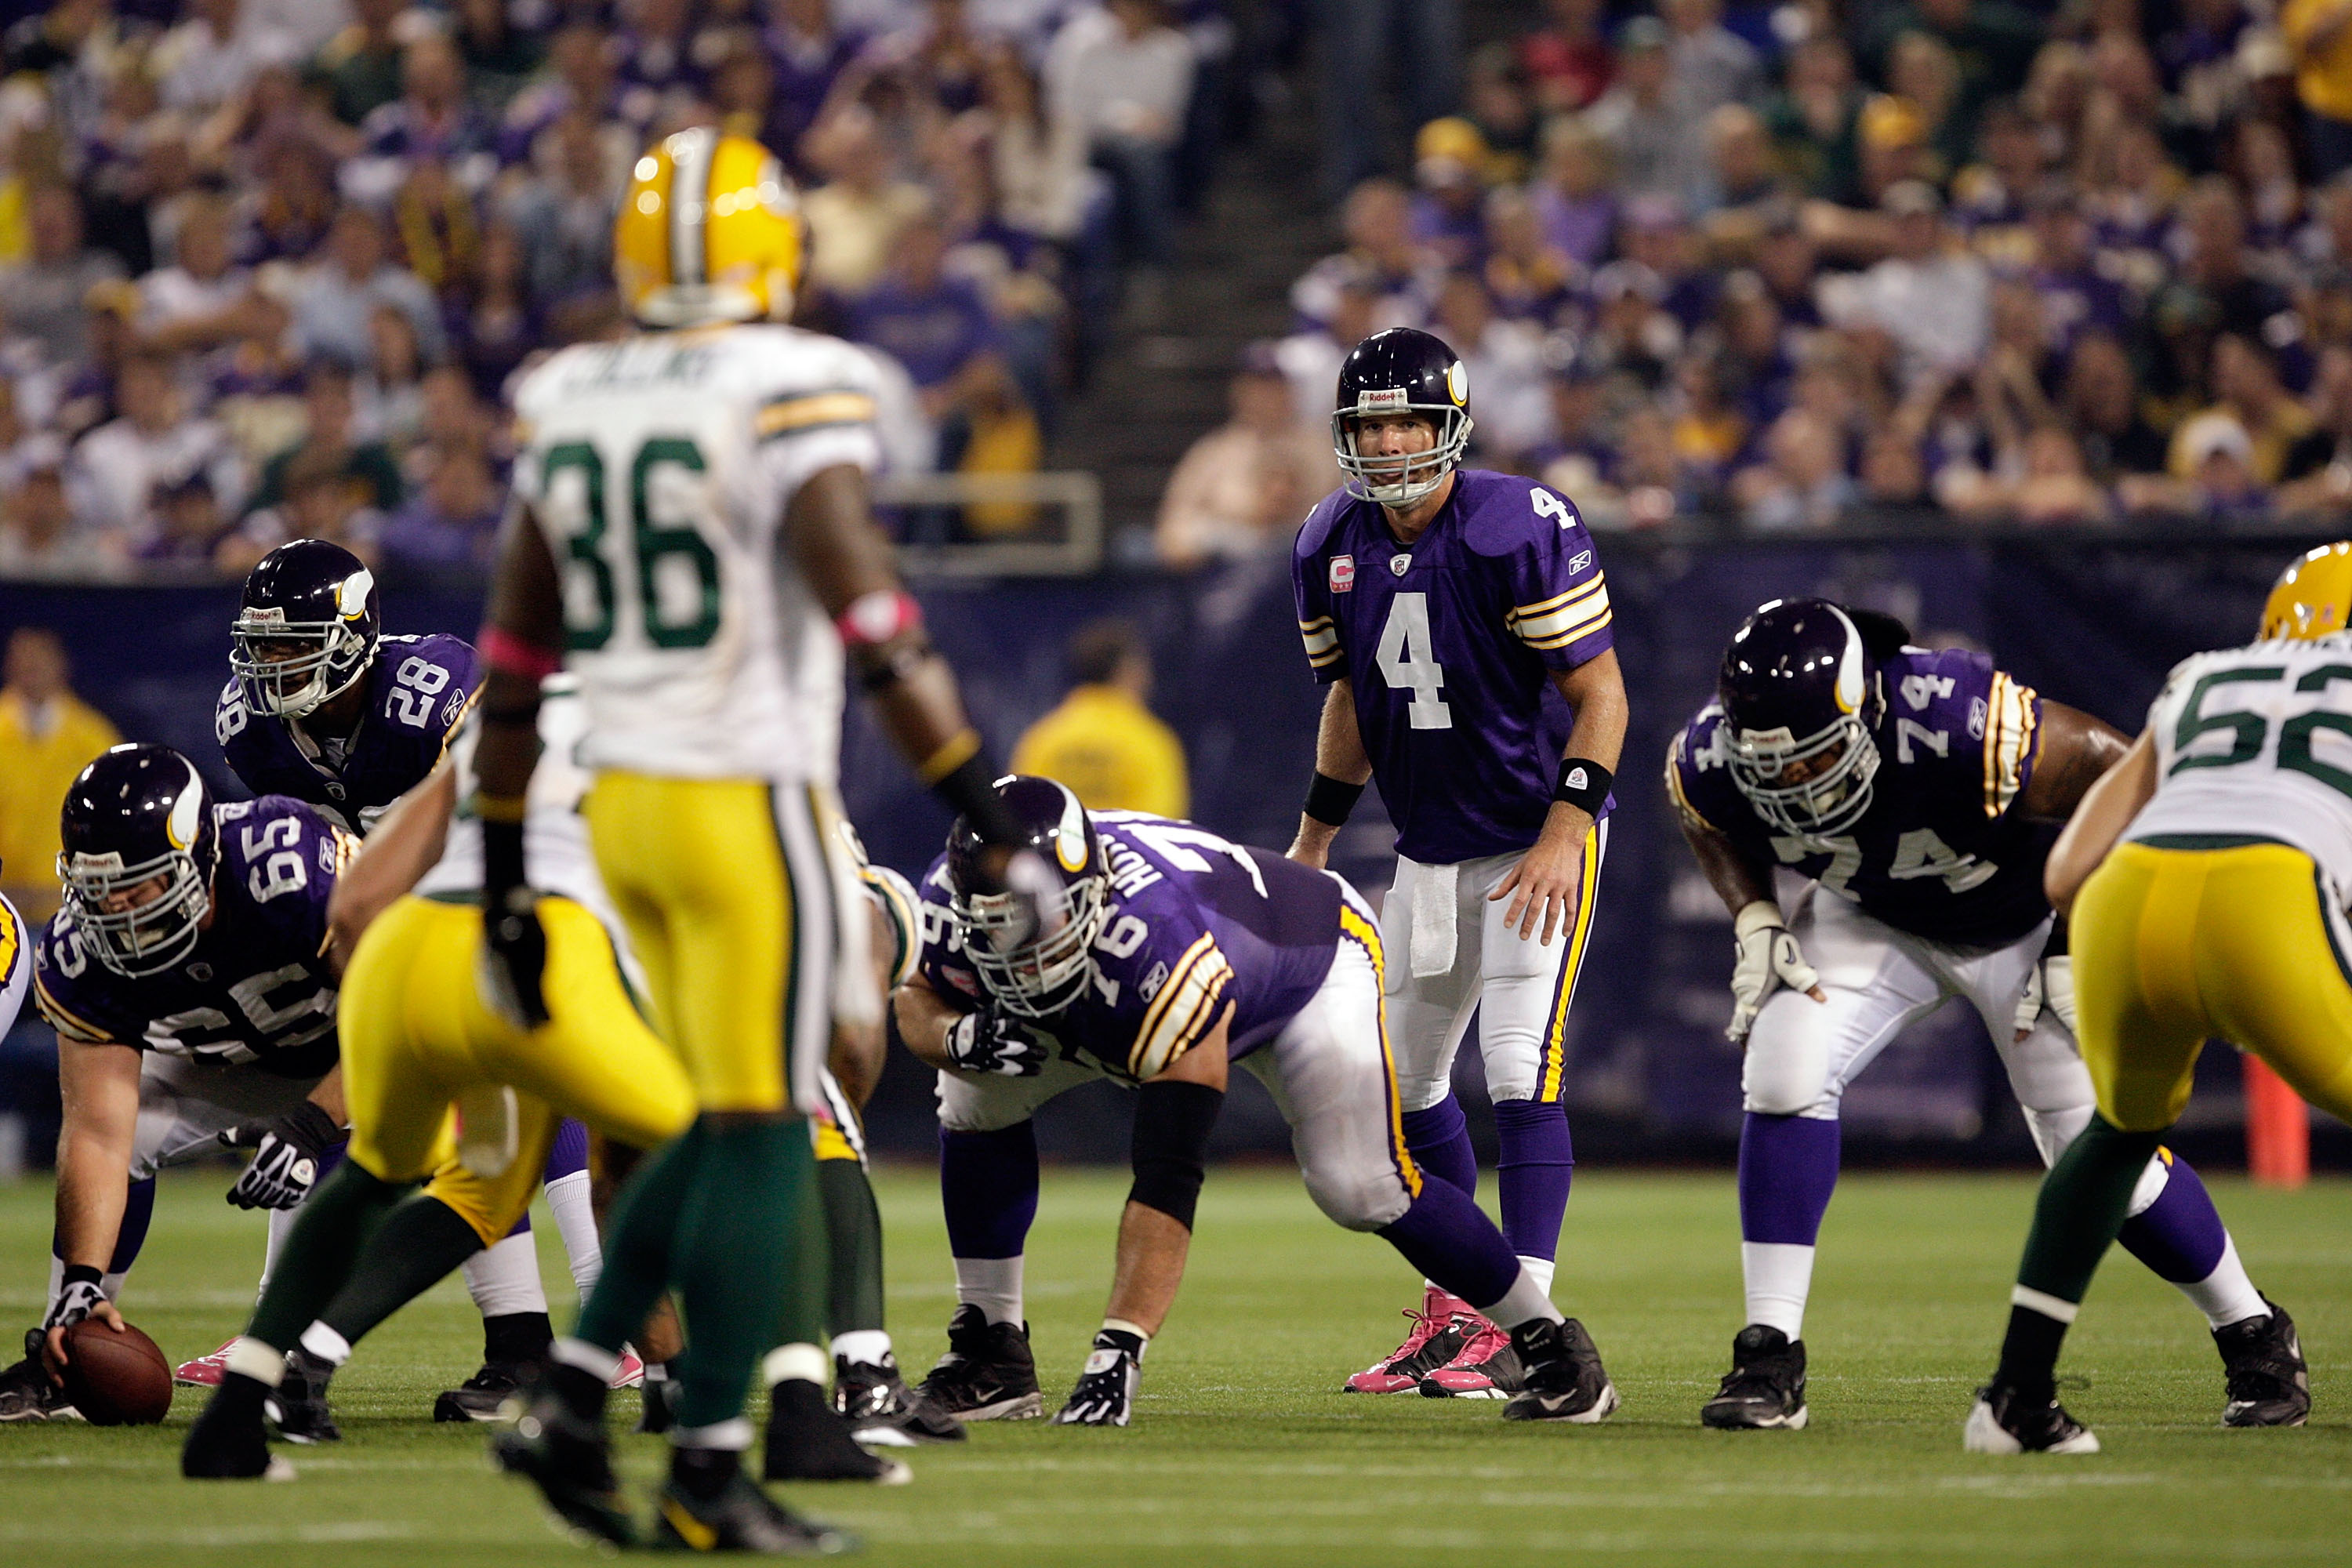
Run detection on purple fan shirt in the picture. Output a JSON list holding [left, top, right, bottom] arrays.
[[1668, 646, 2055, 947], [216, 633, 479, 834], [1292, 468, 1615, 865], [916, 814, 1347, 1080], [32, 797, 355, 1079]]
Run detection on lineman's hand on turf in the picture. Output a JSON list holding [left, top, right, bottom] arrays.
[[945, 1007, 1050, 1076], [1051, 1330, 1143, 1427], [1727, 901, 1824, 1044], [221, 1100, 342, 1210], [480, 885, 551, 1029]]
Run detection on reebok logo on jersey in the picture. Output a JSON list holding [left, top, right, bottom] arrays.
[[1570, 550, 1592, 574], [1330, 555, 1355, 593]]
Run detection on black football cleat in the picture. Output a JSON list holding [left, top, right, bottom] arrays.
[[2215, 1298, 2310, 1428], [182, 1371, 296, 1480], [492, 1393, 635, 1547], [762, 1377, 910, 1483], [836, 1352, 964, 1446], [436, 1359, 534, 1423], [1700, 1325, 1809, 1430], [1500, 1318, 1619, 1424], [265, 1348, 341, 1444], [652, 1472, 856, 1555], [0, 1351, 79, 1422], [1963, 1380, 2100, 1454], [1417, 1317, 1527, 1399], [913, 1305, 1044, 1421]]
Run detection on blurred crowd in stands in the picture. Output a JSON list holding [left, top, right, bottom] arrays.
[[0, 0, 1225, 579], [1162, 0, 2352, 564]]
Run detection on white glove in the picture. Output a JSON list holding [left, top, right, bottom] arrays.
[[2013, 954, 2075, 1040], [1727, 901, 1819, 1044]]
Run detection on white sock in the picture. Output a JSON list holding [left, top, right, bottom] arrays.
[[764, 1342, 829, 1387], [543, 1172, 601, 1300], [258, 1205, 304, 1298], [1515, 1255, 1556, 1298], [225, 1337, 288, 1387], [673, 1417, 754, 1451], [299, 1322, 353, 1367], [1742, 1241, 1815, 1339], [830, 1329, 891, 1367], [553, 1336, 622, 1381], [954, 1255, 1023, 1326], [2177, 1236, 2268, 1330], [1475, 1268, 1566, 1332], [463, 1230, 549, 1318]]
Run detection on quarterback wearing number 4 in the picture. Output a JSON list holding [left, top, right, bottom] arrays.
[[1289, 326, 1628, 1400], [1668, 598, 2302, 1433]]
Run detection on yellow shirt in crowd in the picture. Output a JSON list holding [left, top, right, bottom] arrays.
[[1010, 684, 1190, 821], [2285, 0, 2352, 122], [0, 689, 121, 921]]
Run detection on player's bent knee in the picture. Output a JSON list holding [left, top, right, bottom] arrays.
[[1301, 1163, 1410, 1232]]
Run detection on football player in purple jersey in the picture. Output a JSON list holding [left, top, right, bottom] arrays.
[[205, 540, 599, 1417], [1287, 327, 1628, 1398], [0, 746, 357, 1421], [898, 777, 1620, 1428], [1667, 599, 2303, 1431]]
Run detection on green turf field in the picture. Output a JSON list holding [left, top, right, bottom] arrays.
[[0, 1164, 2342, 1567]]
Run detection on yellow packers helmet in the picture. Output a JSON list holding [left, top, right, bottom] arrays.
[[2261, 541, 2352, 641], [614, 127, 802, 328]]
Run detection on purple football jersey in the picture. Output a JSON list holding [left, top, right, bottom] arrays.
[[32, 797, 357, 1077], [916, 813, 1346, 1078], [216, 633, 480, 833], [1668, 647, 2053, 946], [1291, 469, 1614, 864]]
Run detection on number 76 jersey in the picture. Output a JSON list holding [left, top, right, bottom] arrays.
[[510, 324, 885, 785], [2129, 633, 2352, 904], [1667, 645, 2054, 947]]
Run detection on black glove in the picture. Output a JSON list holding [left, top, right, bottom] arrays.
[[1051, 1327, 1145, 1427], [42, 1265, 105, 1331], [480, 816, 550, 1029], [222, 1100, 343, 1210], [943, 1007, 1050, 1076]]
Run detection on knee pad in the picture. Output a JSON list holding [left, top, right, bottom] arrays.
[[1741, 1022, 1833, 1118], [934, 1069, 1033, 1134], [1301, 1163, 1409, 1233]]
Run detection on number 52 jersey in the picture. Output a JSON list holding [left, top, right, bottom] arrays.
[[510, 325, 884, 784], [2129, 633, 2352, 904]]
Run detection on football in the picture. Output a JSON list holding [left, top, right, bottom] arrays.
[[56, 1319, 172, 1427]]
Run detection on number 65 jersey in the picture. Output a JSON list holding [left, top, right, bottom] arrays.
[[2129, 633, 2352, 904], [510, 325, 884, 785], [1291, 470, 1615, 866], [31, 797, 357, 1077], [1668, 645, 2053, 948]]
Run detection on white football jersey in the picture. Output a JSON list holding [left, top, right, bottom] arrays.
[[415, 677, 631, 965], [2132, 632, 2352, 899], [510, 325, 884, 782]]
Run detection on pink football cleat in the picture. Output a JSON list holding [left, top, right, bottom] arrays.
[[1418, 1314, 1526, 1399], [174, 1336, 238, 1388], [608, 1348, 646, 1390], [1342, 1285, 1475, 1394]]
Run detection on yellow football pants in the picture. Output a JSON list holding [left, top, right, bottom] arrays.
[[582, 773, 839, 1116], [339, 894, 696, 1245], [2073, 839, 2352, 1133]]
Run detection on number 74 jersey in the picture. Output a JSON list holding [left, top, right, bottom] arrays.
[[1667, 645, 2054, 947], [510, 324, 885, 784], [2131, 633, 2352, 902]]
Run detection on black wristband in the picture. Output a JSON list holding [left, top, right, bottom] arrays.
[[1303, 771, 1366, 828], [60, 1264, 101, 1290], [1553, 757, 1613, 815], [272, 1098, 343, 1156], [932, 751, 1025, 847], [483, 816, 527, 898]]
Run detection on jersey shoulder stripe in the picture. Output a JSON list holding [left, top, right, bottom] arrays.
[[754, 388, 877, 440], [1664, 725, 1724, 834], [1298, 614, 1341, 666], [1983, 670, 2038, 817], [34, 971, 111, 1044], [1128, 930, 1232, 1079], [1512, 576, 1610, 650]]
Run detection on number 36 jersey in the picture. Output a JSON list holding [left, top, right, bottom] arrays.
[[2129, 633, 2352, 904], [510, 325, 884, 785], [31, 797, 358, 1079], [1668, 646, 2053, 948], [1291, 470, 1615, 866]]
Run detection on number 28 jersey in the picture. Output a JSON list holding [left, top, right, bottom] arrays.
[[1290, 470, 1615, 865], [2129, 633, 2352, 905], [510, 325, 884, 785], [1668, 646, 2052, 947]]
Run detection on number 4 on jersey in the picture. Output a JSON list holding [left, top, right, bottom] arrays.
[[1377, 593, 1452, 730]]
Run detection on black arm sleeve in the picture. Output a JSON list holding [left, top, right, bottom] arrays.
[[1127, 1079, 1223, 1231]]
